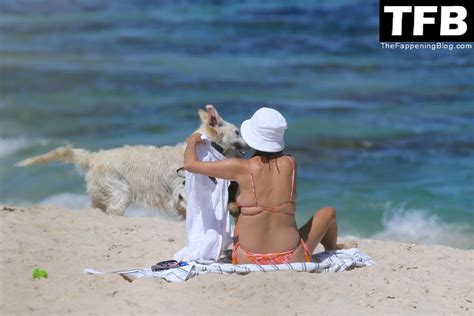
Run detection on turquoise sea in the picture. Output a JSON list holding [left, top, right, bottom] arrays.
[[1, 1, 473, 249]]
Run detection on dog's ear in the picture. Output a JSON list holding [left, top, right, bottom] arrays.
[[198, 109, 208, 124], [206, 104, 221, 127]]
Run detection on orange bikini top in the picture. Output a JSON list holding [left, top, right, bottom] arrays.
[[237, 156, 296, 216]]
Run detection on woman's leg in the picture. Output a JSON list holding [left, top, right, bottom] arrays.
[[299, 206, 343, 254]]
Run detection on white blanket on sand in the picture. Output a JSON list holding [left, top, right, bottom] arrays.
[[174, 135, 232, 262], [85, 248, 375, 283]]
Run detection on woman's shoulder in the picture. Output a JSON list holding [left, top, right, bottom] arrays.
[[225, 157, 251, 171], [282, 154, 296, 165]]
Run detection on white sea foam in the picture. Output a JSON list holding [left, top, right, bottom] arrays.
[[0, 137, 51, 158], [0, 137, 31, 158], [371, 208, 473, 249], [39, 193, 91, 210], [36, 192, 181, 220]]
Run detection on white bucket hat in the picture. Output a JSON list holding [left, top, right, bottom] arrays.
[[240, 107, 287, 153]]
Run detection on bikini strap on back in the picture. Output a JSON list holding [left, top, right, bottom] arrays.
[[248, 161, 259, 206], [285, 156, 296, 201]]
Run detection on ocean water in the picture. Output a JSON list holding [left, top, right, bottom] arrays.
[[0, 0, 473, 249]]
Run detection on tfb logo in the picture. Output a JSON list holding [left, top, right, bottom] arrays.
[[380, 0, 473, 42]]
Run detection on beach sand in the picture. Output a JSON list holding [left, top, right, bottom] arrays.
[[1, 204, 472, 315]]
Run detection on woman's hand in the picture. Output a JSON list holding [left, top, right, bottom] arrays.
[[183, 132, 243, 180], [186, 133, 205, 145]]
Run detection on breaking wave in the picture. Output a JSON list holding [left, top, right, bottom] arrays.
[[371, 207, 473, 249]]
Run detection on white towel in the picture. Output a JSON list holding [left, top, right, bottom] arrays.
[[173, 136, 232, 262], [85, 248, 375, 283]]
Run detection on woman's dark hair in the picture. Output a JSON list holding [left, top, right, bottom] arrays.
[[253, 150, 284, 163]]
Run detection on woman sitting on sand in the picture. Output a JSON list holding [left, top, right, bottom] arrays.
[[183, 107, 347, 264]]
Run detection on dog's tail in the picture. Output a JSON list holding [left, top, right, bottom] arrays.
[[16, 146, 92, 170]]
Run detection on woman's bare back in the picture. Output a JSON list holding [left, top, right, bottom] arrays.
[[234, 155, 306, 261]]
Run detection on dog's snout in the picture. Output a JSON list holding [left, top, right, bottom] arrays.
[[178, 194, 184, 201]]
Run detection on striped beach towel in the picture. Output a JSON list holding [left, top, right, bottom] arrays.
[[85, 248, 375, 283]]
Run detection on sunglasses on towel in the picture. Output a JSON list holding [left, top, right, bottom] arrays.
[[151, 260, 188, 271]]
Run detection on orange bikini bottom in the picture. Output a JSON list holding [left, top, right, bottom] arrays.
[[232, 239, 312, 265]]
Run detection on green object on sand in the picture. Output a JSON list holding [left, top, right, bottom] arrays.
[[32, 268, 48, 279]]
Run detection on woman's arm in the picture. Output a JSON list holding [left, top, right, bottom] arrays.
[[183, 133, 244, 180]]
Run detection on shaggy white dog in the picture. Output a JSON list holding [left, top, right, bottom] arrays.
[[17, 105, 247, 219]]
